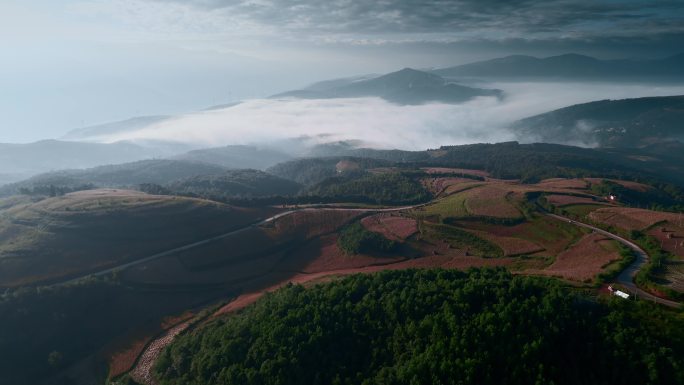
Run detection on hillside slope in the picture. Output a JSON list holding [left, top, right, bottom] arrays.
[[0, 159, 229, 196], [0, 189, 267, 287], [0, 140, 181, 180], [434, 53, 684, 80], [173, 145, 292, 170], [512, 95, 684, 147], [167, 169, 302, 198]]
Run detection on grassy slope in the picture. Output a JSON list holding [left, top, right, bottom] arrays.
[[0, 189, 269, 287]]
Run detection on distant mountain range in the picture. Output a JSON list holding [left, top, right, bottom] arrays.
[[0, 159, 229, 196], [272, 68, 502, 105], [433, 53, 684, 80], [0, 140, 188, 182], [512, 95, 684, 147], [0, 140, 295, 188], [0, 159, 303, 199], [61, 116, 171, 141]]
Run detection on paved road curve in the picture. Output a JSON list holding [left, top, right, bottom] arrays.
[[546, 213, 681, 308]]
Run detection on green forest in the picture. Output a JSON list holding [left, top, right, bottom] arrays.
[[306, 172, 431, 205], [337, 222, 397, 254], [155, 268, 684, 385]]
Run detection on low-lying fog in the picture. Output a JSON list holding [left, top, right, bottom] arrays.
[[88, 81, 684, 151]]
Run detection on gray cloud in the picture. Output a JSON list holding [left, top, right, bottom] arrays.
[[150, 0, 684, 41]]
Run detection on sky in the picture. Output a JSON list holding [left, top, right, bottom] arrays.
[[2, 0, 684, 143]]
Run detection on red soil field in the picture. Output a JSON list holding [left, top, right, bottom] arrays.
[[130, 320, 193, 385], [106, 312, 194, 379], [536, 178, 589, 190], [295, 235, 405, 274], [465, 218, 580, 257], [121, 210, 362, 286], [421, 167, 490, 177], [367, 167, 398, 174], [361, 213, 418, 241], [213, 253, 512, 318], [266, 209, 362, 239], [537, 233, 621, 281], [464, 186, 522, 218], [589, 207, 683, 231], [421, 177, 479, 195], [468, 229, 544, 256], [444, 182, 484, 196], [584, 178, 652, 192], [107, 332, 156, 379], [545, 194, 606, 206], [648, 224, 684, 257]]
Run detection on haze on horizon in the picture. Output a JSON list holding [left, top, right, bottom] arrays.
[[2, 0, 684, 143]]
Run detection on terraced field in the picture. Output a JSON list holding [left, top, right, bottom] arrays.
[[414, 184, 524, 221], [361, 213, 418, 242], [414, 190, 470, 220], [536, 178, 589, 190], [463, 185, 523, 219], [537, 233, 622, 282], [588, 207, 683, 231], [560, 204, 607, 218]]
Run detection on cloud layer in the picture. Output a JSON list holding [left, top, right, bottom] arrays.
[[144, 0, 684, 42], [92, 82, 684, 151]]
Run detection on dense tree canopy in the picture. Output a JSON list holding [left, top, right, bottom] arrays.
[[337, 222, 397, 254], [155, 268, 684, 385], [306, 172, 431, 205]]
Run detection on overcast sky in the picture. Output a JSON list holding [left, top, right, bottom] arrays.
[[2, 0, 684, 143]]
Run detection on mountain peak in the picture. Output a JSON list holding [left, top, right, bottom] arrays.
[[373, 68, 444, 87], [543, 53, 599, 63]]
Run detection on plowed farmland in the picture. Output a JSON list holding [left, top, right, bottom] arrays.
[[536, 233, 621, 282], [361, 213, 418, 241]]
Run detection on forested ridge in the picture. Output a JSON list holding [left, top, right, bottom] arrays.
[[306, 172, 431, 205], [155, 269, 684, 385]]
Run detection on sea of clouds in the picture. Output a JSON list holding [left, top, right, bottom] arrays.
[[90, 81, 684, 151]]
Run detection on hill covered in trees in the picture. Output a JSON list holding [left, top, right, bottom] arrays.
[[173, 145, 292, 170], [512, 95, 684, 147], [305, 172, 431, 205], [0, 159, 229, 197], [165, 169, 302, 199], [156, 268, 684, 385], [433, 53, 684, 80]]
